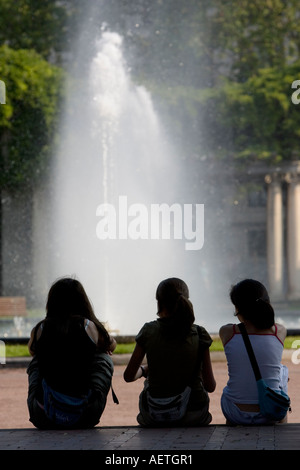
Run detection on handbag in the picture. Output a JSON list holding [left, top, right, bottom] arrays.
[[239, 322, 291, 421]]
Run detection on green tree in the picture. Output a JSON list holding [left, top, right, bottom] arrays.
[[0, 45, 63, 294], [207, 0, 300, 81], [0, 45, 64, 190], [128, 0, 300, 165], [200, 63, 300, 164], [0, 0, 71, 62]]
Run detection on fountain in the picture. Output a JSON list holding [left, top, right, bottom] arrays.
[[45, 28, 230, 335], [2, 28, 297, 340], [0, 8, 299, 342]]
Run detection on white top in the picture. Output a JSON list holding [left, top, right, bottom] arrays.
[[223, 324, 284, 403]]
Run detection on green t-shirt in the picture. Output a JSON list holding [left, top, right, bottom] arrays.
[[136, 318, 212, 403]]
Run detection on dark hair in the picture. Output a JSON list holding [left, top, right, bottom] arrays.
[[156, 277, 195, 337], [44, 276, 110, 350], [230, 279, 274, 329]]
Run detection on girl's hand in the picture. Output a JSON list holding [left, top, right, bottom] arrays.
[[107, 336, 117, 354]]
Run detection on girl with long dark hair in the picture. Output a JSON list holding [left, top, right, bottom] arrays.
[[27, 277, 116, 429], [124, 277, 216, 427]]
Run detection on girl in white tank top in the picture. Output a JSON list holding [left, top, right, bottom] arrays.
[[219, 279, 289, 425]]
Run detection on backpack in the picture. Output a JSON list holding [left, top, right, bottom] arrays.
[[42, 378, 91, 428]]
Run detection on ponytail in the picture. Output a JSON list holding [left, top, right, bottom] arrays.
[[246, 298, 274, 329], [156, 278, 195, 337], [230, 279, 274, 329], [172, 294, 195, 337]]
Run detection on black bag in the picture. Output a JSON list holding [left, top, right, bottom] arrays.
[[42, 379, 90, 427], [239, 322, 291, 422], [146, 386, 191, 423]]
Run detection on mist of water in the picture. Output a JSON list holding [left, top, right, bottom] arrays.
[[46, 30, 232, 335]]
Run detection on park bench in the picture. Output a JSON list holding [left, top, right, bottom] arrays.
[[0, 297, 27, 317]]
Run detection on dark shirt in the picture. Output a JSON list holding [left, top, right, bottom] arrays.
[[34, 316, 97, 396], [136, 318, 212, 403]]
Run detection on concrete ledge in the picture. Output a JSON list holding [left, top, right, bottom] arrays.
[[0, 423, 299, 451]]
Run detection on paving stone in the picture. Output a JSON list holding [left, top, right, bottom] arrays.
[[1, 424, 300, 450]]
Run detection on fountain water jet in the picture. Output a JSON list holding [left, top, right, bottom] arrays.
[[48, 30, 189, 335]]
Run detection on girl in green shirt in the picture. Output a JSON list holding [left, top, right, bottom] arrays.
[[124, 277, 216, 427]]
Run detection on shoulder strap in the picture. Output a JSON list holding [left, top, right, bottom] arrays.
[[238, 322, 261, 381], [196, 325, 207, 356], [188, 326, 206, 384], [111, 386, 119, 405]]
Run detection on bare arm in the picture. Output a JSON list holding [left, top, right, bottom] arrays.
[[219, 324, 234, 346], [28, 323, 43, 356], [276, 323, 287, 343], [85, 320, 99, 344], [201, 348, 216, 392], [123, 343, 147, 382], [108, 336, 117, 354], [85, 320, 117, 354], [27, 327, 36, 356]]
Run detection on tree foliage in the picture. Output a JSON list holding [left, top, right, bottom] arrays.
[[0, 45, 64, 190], [1, 0, 300, 187], [196, 0, 300, 164], [208, 0, 300, 80], [0, 0, 70, 62], [123, 0, 300, 165], [197, 64, 300, 163]]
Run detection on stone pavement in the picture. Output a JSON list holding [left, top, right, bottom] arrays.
[[1, 351, 300, 453], [1, 423, 300, 452]]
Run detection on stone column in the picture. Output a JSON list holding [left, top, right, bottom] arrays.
[[286, 172, 300, 300], [265, 174, 284, 300]]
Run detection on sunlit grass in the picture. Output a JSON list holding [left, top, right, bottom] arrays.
[[283, 336, 300, 349], [4, 336, 300, 357], [114, 343, 136, 354], [4, 342, 138, 357], [5, 344, 31, 357]]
